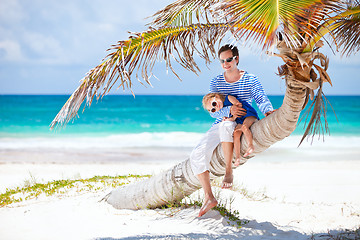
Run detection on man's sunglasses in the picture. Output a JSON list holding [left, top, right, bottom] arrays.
[[219, 56, 237, 64]]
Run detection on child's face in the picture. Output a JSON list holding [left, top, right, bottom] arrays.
[[206, 96, 223, 113]]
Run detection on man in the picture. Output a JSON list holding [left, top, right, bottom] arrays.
[[190, 44, 275, 217]]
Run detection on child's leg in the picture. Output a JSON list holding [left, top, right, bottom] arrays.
[[241, 116, 257, 157], [221, 142, 234, 189], [233, 125, 243, 167]]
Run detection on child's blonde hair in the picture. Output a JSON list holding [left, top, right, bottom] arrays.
[[202, 93, 225, 110]]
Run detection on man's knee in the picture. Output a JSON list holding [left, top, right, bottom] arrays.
[[219, 121, 236, 142], [219, 121, 236, 133]]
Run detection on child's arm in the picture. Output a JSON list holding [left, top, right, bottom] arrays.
[[221, 96, 239, 122], [227, 95, 240, 106], [227, 95, 243, 119], [210, 106, 231, 119]]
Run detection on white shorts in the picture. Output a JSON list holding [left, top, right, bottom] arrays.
[[190, 121, 236, 175]]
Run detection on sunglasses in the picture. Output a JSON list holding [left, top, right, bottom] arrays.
[[219, 56, 237, 64], [209, 98, 217, 113]]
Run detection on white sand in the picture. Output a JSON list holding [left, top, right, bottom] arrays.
[[1, 138, 360, 239]]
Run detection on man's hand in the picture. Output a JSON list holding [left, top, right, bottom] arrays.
[[230, 103, 246, 117], [265, 109, 277, 117]]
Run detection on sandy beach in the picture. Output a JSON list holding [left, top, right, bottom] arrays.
[[1, 136, 360, 240]]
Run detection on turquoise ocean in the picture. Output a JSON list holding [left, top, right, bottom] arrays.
[[0, 95, 360, 153], [1, 95, 360, 136]]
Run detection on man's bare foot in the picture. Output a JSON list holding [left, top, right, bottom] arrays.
[[243, 145, 254, 158], [221, 174, 233, 189], [198, 198, 218, 217]]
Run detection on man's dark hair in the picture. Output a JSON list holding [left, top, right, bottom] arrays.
[[218, 44, 239, 58]]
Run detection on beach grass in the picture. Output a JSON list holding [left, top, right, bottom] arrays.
[[0, 174, 150, 207], [156, 181, 255, 228], [160, 195, 249, 228], [311, 227, 360, 240], [212, 178, 271, 201], [1, 173, 250, 229]]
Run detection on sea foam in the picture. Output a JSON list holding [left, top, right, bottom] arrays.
[[0, 132, 203, 149], [1, 132, 359, 150]]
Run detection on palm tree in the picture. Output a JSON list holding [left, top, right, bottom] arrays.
[[51, 0, 360, 209]]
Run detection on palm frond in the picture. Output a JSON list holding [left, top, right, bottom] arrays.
[[272, 35, 335, 146], [220, 0, 341, 50], [303, 6, 360, 52], [298, 86, 328, 146], [150, 0, 220, 27], [50, 23, 231, 129], [331, 0, 360, 56]]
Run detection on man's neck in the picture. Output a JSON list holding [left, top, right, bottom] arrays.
[[225, 69, 243, 83]]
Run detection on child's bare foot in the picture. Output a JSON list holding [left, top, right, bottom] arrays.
[[221, 174, 233, 189], [234, 158, 242, 167], [244, 145, 254, 158], [198, 198, 218, 217]]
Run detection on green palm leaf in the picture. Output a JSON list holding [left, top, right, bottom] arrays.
[[50, 23, 230, 129], [221, 0, 341, 49], [303, 7, 360, 53]]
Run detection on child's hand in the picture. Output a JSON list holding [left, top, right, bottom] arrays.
[[222, 116, 235, 122]]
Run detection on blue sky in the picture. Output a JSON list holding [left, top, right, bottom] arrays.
[[1, 0, 359, 96]]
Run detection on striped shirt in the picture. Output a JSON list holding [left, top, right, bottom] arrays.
[[209, 72, 273, 125]]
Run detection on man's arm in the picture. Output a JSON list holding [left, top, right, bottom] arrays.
[[227, 95, 247, 117], [265, 109, 277, 116], [250, 75, 274, 116]]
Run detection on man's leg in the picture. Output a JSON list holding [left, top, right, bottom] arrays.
[[197, 171, 218, 217], [218, 121, 237, 189], [189, 124, 221, 217], [221, 142, 233, 189]]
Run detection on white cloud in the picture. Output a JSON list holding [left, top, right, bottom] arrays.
[[23, 32, 63, 57], [0, 0, 24, 24], [0, 40, 24, 62]]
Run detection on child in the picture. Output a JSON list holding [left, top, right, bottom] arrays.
[[202, 93, 259, 189]]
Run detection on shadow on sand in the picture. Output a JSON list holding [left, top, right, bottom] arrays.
[[94, 219, 354, 240]]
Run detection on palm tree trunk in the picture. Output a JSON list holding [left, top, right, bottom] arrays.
[[105, 77, 307, 210]]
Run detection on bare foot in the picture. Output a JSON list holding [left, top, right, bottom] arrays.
[[198, 198, 218, 217], [234, 157, 247, 166], [234, 158, 241, 167], [243, 144, 254, 158], [221, 174, 233, 189]]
